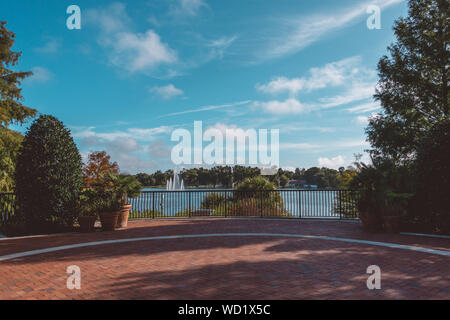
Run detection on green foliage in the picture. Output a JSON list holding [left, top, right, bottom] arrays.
[[0, 127, 22, 192], [0, 22, 36, 192], [368, 0, 449, 161], [0, 21, 36, 127], [412, 120, 450, 233], [236, 176, 276, 192], [201, 193, 227, 209], [78, 189, 101, 217], [15, 115, 83, 229]]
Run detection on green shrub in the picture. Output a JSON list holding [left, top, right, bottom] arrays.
[[201, 193, 227, 209], [15, 115, 83, 231]]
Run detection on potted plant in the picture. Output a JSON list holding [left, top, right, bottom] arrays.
[[77, 189, 99, 233], [114, 175, 141, 228], [97, 190, 121, 231], [101, 173, 141, 229]]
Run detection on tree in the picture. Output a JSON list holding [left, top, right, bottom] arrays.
[[0, 21, 37, 191], [367, 0, 449, 161], [15, 115, 83, 229], [83, 151, 119, 188], [413, 120, 450, 233]]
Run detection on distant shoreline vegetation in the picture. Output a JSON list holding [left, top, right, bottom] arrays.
[[132, 165, 358, 190]]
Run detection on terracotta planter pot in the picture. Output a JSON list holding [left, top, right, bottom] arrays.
[[359, 211, 382, 232], [78, 216, 97, 233], [383, 216, 402, 233], [116, 204, 132, 229], [99, 212, 120, 231]]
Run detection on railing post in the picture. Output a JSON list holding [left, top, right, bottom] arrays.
[[339, 190, 342, 220], [260, 191, 263, 218], [188, 191, 191, 218], [298, 190, 301, 219], [224, 191, 227, 218], [152, 192, 155, 219]]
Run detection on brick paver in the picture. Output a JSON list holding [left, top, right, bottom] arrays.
[[0, 219, 449, 300]]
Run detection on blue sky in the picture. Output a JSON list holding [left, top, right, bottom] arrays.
[[2, 0, 408, 173]]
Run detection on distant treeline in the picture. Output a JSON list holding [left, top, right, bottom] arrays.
[[132, 165, 357, 189]]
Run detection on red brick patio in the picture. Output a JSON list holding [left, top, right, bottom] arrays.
[[0, 219, 449, 300]]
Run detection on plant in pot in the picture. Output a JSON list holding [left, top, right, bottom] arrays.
[[102, 173, 142, 229], [77, 189, 99, 233], [97, 189, 122, 231]]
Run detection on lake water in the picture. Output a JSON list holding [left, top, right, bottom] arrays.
[[129, 189, 357, 219]]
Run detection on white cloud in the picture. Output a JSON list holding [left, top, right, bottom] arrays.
[[28, 67, 53, 83], [35, 39, 60, 54], [110, 153, 157, 174], [148, 140, 171, 158], [318, 83, 376, 108], [86, 2, 131, 34], [355, 113, 381, 125], [256, 77, 305, 96], [254, 98, 305, 114], [207, 36, 238, 59], [111, 30, 177, 72], [105, 138, 142, 153], [318, 156, 346, 169], [72, 125, 171, 142], [255, 57, 377, 114], [169, 0, 207, 17], [257, 57, 366, 96], [86, 3, 177, 74], [258, 0, 404, 61], [151, 84, 184, 99], [346, 102, 381, 113], [159, 100, 252, 117], [280, 143, 321, 150]]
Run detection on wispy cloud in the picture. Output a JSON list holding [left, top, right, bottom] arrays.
[[72, 125, 171, 142], [256, 57, 369, 96], [169, 0, 208, 17], [254, 56, 377, 114], [346, 102, 381, 113], [27, 67, 53, 84], [35, 38, 60, 54], [151, 84, 184, 99], [256, 0, 404, 62], [159, 100, 252, 118], [254, 98, 305, 114]]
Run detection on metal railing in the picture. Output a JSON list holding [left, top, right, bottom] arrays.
[[0, 193, 16, 225], [0, 190, 359, 224], [128, 189, 359, 220]]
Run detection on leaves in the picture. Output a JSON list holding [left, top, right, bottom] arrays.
[[369, 0, 449, 161], [0, 21, 36, 127], [15, 115, 83, 227]]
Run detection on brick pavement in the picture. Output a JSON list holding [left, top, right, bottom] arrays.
[[0, 219, 449, 300]]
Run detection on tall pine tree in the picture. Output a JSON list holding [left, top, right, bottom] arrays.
[[0, 21, 36, 192]]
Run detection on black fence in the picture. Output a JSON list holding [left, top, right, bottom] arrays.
[[0, 193, 16, 225], [0, 190, 359, 224], [128, 189, 359, 220]]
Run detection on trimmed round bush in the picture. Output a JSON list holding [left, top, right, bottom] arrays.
[[15, 115, 83, 231]]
